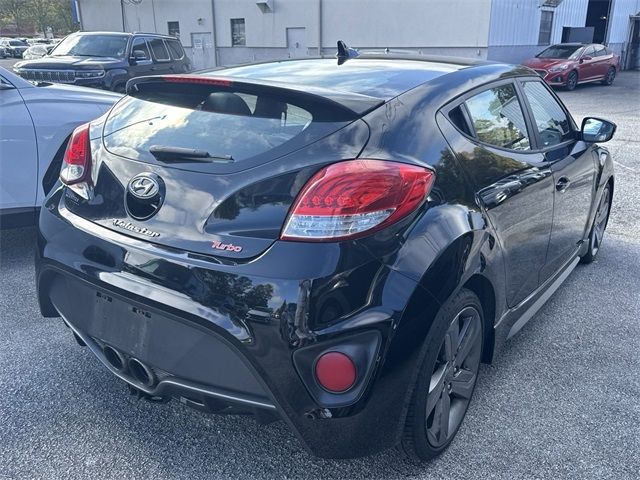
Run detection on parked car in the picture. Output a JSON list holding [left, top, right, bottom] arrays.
[[522, 43, 620, 90], [22, 44, 49, 60], [0, 66, 121, 228], [0, 38, 29, 58], [0, 45, 7, 58], [14, 31, 190, 92], [36, 50, 615, 461]]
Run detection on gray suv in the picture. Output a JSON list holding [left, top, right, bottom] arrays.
[[14, 31, 190, 92]]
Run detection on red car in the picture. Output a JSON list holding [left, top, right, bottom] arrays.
[[522, 43, 620, 90]]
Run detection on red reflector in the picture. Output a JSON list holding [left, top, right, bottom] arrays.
[[60, 123, 91, 186], [314, 351, 357, 393], [282, 159, 435, 241], [163, 75, 233, 87]]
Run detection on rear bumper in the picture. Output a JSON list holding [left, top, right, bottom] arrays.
[[47, 269, 277, 411], [36, 188, 429, 458]]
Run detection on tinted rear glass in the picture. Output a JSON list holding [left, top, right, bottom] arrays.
[[167, 40, 184, 59], [103, 84, 314, 164]]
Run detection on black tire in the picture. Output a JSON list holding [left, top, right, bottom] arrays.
[[601, 67, 616, 86], [566, 71, 578, 91], [400, 288, 484, 462], [580, 184, 611, 264]]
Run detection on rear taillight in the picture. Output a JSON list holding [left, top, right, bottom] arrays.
[[60, 123, 91, 186], [281, 159, 435, 241]]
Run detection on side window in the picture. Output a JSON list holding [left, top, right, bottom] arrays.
[[464, 84, 531, 151], [166, 39, 184, 60], [131, 37, 150, 60], [583, 46, 596, 58], [147, 37, 170, 62], [594, 45, 606, 57], [522, 81, 572, 148]]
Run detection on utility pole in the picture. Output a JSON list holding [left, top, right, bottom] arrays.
[[120, 0, 126, 32]]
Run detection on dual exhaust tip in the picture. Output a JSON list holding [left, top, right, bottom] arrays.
[[102, 345, 156, 388]]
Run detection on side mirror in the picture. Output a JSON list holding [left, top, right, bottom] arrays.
[[580, 55, 592, 63], [130, 50, 149, 64], [581, 117, 616, 143]]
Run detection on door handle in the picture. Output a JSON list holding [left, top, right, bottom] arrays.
[[556, 177, 571, 192]]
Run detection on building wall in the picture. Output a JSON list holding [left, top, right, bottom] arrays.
[[606, 0, 640, 63], [76, 0, 639, 68], [487, 0, 589, 64], [77, 0, 215, 65], [214, 0, 493, 65]]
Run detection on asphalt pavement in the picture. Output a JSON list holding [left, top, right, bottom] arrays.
[[0, 70, 638, 480], [0, 57, 21, 70]]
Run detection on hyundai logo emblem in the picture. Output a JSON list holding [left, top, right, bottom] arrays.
[[128, 174, 160, 199]]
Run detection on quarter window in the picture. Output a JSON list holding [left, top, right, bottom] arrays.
[[464, 84, 531, 151], [522, 81, 572, 148], [147, 37, 170, 61], [231, 18, 246, 46]]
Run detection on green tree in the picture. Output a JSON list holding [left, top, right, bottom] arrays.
[[28, 0, 52, 36], [49, 0, 75, 34], [0, 0, 29, 33]]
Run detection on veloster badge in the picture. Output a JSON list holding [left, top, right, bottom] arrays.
[[113, 219, 160, 238]]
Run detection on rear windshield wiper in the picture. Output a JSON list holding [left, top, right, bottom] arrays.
[[149, 145, 234, 163]]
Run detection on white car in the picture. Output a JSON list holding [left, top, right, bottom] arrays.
[[0, 66, 121, 228], [22, 44, 50, 60]]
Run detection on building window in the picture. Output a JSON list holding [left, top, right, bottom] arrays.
[[231, 18, 246, 46], [168, 21, 180, 38], [538, 10, 554, 45]]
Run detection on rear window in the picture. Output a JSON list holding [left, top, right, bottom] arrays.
[[166, 40, 184, 59], [103, 83, 315, 164], [148, 38, 170, 61]]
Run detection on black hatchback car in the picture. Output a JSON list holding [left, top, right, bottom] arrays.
[[14, 31, 190, 92], [36, 52, 616, 460]]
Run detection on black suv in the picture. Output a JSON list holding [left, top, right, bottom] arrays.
[[14, 31, 190, 92]]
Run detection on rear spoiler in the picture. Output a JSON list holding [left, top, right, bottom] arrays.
[[126, 74, 385, 118]]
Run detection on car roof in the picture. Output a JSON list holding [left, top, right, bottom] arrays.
[[71, 31, 175, 39], [213, 56, 528, 100]]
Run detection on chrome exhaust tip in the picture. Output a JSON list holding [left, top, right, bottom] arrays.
[[103, 345, 126, 372], [127, 357, 156, 388]]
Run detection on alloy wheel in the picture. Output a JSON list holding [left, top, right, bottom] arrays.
[[605, 68, 615, 85], [425, 306, 482, 448], [567, 72, 578, 90]]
